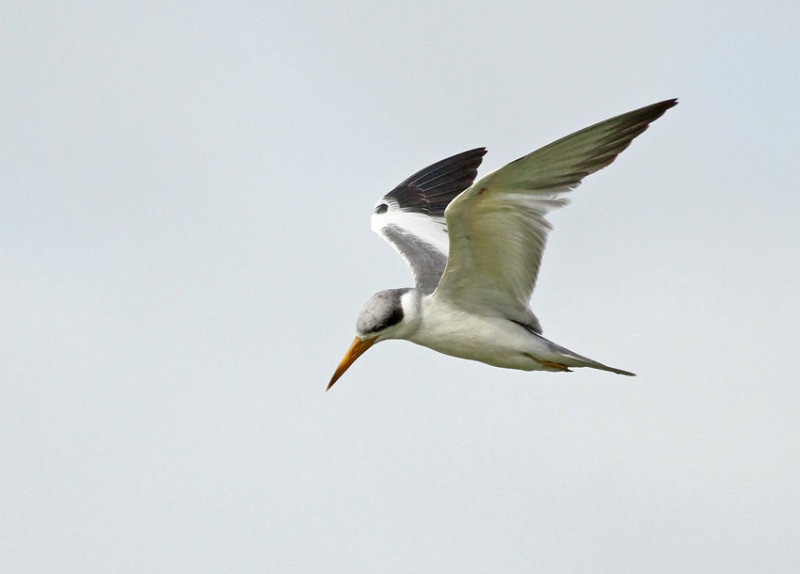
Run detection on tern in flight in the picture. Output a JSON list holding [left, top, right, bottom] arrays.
[[328, 99, 676, 390]]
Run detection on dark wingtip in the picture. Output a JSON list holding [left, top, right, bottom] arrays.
[[637, 98, 679, 122], [384, 148, 488, 216]]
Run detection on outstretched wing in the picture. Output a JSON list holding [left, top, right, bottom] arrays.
[[434, 99, 677, 331], [371, 148, 487, 293]]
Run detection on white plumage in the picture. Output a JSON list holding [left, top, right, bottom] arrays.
[[329, 99, 677, 390]]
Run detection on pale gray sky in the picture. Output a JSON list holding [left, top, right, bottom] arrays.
[[2, 2, 799, 572]]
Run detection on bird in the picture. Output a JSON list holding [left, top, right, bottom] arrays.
[[327, 99, 677, 390]]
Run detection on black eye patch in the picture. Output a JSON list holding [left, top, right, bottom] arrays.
[[374, 203, 388, 214], [374, 305, 403, 332]]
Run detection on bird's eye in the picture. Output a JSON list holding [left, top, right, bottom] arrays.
[[375, 305, 403, 332], [375, 203, 388, 214]]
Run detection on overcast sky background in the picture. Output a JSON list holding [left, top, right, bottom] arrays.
[[2, 2, 799, 573]]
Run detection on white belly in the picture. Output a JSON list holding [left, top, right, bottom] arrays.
[[408, 299, 559, 371]]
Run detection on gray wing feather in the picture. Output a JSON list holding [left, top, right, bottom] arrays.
[[380, 224, 448, 294], [435, 99, 677, 329], [372, 149, 486, 293]]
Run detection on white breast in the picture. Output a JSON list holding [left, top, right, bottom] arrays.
[[408, 296, 554, 370]]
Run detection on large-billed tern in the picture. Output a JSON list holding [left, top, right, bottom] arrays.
[[328, 99, 677, 390]]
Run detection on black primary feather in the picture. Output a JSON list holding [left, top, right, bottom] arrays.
[[381, 148, 487, 216]]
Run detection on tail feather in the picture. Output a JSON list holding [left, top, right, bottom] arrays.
[[582, 361, 636, 377], [545, 339, 636, 376]]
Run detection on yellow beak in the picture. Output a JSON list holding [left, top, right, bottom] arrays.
[[327, 336, 378, 391]]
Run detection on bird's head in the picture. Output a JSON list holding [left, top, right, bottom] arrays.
[[327, 288, 416, 390]]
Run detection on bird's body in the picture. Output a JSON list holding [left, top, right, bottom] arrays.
[[328, 99, 677, 389], [369, 288, 632, 373], [414, 295, 571, 371]]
